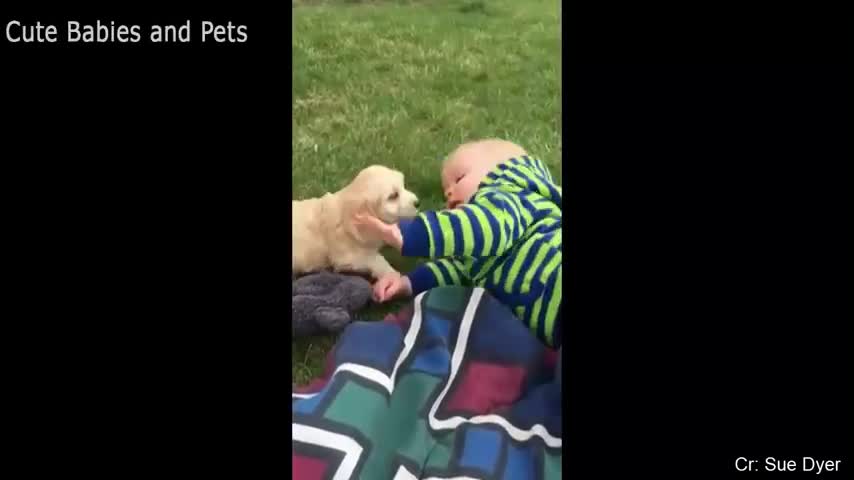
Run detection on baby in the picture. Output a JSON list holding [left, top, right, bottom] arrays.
[[356, 139, 563, 353]]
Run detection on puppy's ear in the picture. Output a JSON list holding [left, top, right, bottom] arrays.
[[340, 184, 374, 225], [371, 188, 387, 216]]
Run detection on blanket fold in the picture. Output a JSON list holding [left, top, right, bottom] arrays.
[[293, 286, 562, 480]]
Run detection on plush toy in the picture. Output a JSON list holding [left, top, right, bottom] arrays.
[[292, 271, 373, 337]]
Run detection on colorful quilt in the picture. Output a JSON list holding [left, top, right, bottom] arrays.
[[292, 287, 562, 479]]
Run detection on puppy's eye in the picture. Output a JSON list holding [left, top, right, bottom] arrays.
[[456, 175, 464, 183], [388, 192, 399, 200]]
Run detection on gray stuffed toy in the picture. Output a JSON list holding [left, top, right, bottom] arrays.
[[292, 271, 373, 337]]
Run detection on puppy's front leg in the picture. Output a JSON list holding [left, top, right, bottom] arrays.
[[335, 254, 396, 280], [364, 254, 397, 280]]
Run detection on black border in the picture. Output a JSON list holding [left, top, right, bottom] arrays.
[[564, 2, 851, 478], [3, 3, 294, 476], [2, 2, 850, 478]]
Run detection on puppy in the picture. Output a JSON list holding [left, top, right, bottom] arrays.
[[292, 165, 419, 279]]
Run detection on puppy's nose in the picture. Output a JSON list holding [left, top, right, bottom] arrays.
[[414, 198, 420, 208]]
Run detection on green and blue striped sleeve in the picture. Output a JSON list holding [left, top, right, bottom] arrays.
[[400, 191, 529, 258], [405, 258, 471, 295]]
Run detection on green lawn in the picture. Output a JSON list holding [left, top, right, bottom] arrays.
[[292, 0, 561, 384]]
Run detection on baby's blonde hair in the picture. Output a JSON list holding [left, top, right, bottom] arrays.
[[444, 138, 527, 169]]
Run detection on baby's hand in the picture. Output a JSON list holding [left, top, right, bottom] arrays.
[[372, 272, 413, 303], [353, 211, 403, 250]]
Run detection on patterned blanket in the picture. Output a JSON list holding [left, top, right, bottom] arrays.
[[292, 287, 562, 479]]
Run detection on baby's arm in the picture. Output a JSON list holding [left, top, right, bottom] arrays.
[[400, 190, 530, 259], [373, 258, 470, 302], [406, 258, 471, 295]]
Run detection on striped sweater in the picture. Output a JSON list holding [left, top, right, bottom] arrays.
[[400, 155, 563, 347]]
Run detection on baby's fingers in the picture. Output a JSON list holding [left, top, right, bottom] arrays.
[[371, 283, 384, 302], [378, 284, 393, 302], [354, 213, 384, 231], [380, 281, 399, 303], [372, 279, 390, 302]]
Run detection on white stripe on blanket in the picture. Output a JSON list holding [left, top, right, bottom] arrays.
[[427, 288, 562, 448]]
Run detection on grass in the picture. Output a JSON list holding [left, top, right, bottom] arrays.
[[292, 0, 561, 385]]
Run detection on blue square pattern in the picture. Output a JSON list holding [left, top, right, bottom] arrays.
[[334, 321, 404, 374], [459, 426, 503, 474], [502, 442, 536, 480], [408, 344, 451, 377], [420, 312, 452, 346]]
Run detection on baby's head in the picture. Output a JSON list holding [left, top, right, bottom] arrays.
[[441, 139, 527, 209]]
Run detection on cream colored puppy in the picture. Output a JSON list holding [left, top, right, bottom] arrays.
[[292, 165, 419, 279]]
